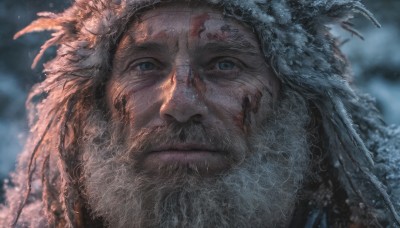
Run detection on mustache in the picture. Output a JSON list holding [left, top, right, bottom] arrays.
[[116, 120, 242, 165]]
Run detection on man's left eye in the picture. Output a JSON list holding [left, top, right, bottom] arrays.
[[216, 60, 236, 71]]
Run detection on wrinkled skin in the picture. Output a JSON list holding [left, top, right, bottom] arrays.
[[79, 3, 311, 228], [2, 0, 398, 227], [107, 3, 280, 176]]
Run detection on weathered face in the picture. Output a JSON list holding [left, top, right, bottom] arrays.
[[89, 3, 309, 227], [107, 3, 280, 176]]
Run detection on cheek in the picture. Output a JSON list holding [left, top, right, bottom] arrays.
[[106, 80, 132, 124], [233, 90, 265, 134], [205, 85, 267, 135], [106, 78, 161, 126], [113, 94, 128, 119]]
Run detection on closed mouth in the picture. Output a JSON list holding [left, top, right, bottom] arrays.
[[149, 143, 219, 153], [141, 144, 230, 175]]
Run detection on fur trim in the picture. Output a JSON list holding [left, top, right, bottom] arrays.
[[3, 0, 400, 227]]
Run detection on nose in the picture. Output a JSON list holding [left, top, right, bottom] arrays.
[[160, 66, 208, 123]]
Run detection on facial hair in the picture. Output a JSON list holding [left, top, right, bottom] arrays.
[[80, 90, 311, 228]]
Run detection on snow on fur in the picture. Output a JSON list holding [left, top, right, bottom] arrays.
[[1, 0, 399, 227]]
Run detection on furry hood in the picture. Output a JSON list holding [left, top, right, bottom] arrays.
[[2, 0, 400, 227]]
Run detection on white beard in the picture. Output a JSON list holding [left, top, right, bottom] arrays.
[[80, 90, 311, 228]]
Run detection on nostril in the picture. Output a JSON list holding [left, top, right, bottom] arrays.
[[191, 114, 203, 123], [162, 112, 203, 123], [162, 113, 176, 122]]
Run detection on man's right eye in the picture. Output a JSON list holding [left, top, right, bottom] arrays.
[[136, 61, 157, 71]]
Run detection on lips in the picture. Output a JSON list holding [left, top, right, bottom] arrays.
[[142, 144, 230, 175], [150, 143, 217, 153]]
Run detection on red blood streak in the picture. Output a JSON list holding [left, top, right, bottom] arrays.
[[233, 91, 264, 134], [190, 13, 210, 38]]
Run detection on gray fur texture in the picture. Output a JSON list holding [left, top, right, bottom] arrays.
[[1, 0, 400, 227]]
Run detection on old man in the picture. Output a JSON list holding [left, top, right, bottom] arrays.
[[1, 0, 400, 227]]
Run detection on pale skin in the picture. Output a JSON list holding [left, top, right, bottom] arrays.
[[106, 3, 280, 175]]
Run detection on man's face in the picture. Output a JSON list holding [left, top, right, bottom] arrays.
[[83, 3, 310, 228], [106, 2, 280, 176]]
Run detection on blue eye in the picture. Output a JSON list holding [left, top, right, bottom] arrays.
[[217, 60, 235, 70], [137, 62, 156, 71]]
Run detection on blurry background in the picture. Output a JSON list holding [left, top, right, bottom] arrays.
[[0, 1, 399, 202]]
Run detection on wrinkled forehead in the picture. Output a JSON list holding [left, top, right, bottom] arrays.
[[122, 2, 260, 44]]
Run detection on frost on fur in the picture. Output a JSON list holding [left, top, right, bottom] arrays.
[[3, 0, 400, 227]]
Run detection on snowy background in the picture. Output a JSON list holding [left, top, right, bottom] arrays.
[[0, 1, 399, 202]]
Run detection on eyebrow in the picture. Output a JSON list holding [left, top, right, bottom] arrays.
[[117, 42, 170, 58], [115, 42, 171, 73], [114, 37, 261, 69], [199, 41, 260, 56]]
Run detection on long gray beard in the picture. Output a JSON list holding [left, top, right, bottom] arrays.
[[81, 90, 311, 228]]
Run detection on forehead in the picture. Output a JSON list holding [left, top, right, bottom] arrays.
[[123, 3, 260, 45]]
